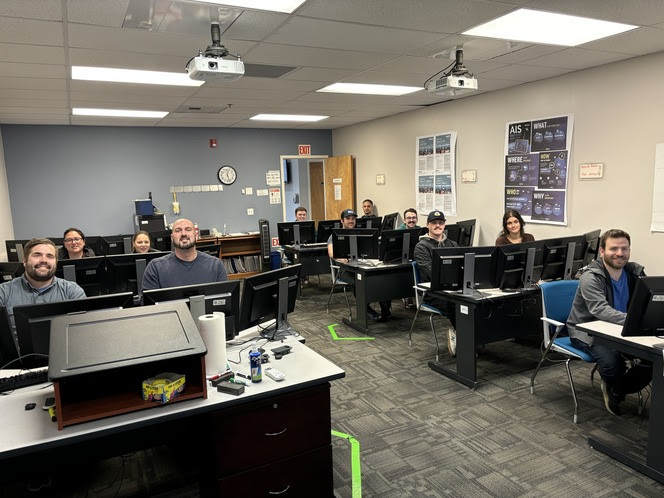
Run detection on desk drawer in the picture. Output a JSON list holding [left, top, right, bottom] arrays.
[[216, 445, 333, 497], [210, 384, 331, 475]]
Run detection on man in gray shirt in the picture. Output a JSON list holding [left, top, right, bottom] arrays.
[[142, 218, 228, 290], [0, 238, 86, 324]]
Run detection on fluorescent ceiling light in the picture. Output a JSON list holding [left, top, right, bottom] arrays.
[[251, 114, 328, 122], [72, 66, 203, 87], [317, 83, 422, 96], [463, 9, 638, 46], [187, 1, 306, 14], [73, 108, 168, 118]]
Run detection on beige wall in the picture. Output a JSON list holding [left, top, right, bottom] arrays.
[[333, 51, 664, 275]]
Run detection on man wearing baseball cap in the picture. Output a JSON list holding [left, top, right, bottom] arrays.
[[413, 210, 459, 356]]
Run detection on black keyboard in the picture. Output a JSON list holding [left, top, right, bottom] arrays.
[[0, 370, 49, 393]]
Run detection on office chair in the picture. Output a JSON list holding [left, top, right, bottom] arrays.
[[326, 261, 352, 318], [408, 261, 443, 361]]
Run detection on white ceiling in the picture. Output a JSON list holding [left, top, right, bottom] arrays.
[[1, 0, 664, 129]]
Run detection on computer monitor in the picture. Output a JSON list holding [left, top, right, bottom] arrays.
[[5, 239, 31, 262], [431, 246, 496, 294], [457, 219, 476, 247], [105, 252, 167, 296], [317, 220, 341, 243], [197, 244, 221, 257], [444, 224, 461, 244], [98, 234, 133, 255], [56, 256, 107, 296], [239, 264, 301, 339], [540, 235, 585, 281], [277, 221, 316, 246], [379, 228, 422, 263], [12, 292, 134, 368], [0, 262, 24, 283], [494, 241, 543, 290], [355, 216, 383, 233], [622, 276, 664, 337], [381, 213, 399, 232], [331, 229, 379, 261], [151, 229, 172, 251], [143, 280, 240, 340]]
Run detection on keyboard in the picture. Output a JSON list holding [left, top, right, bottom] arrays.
[[299, 242, 327, 248], [0, 369, 49, 393]]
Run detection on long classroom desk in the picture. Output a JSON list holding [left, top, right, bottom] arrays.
[[338, 260, 414, 334], [423, 286, 541, 388], [283, 243, 330, 278], [0, 327, 345, 496], [576, 320, 664, 484]]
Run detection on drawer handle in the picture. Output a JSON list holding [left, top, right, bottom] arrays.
[[265, 427, 287, 436], [269, 485, 291, 495]]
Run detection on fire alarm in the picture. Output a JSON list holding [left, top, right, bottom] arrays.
[[209, 138, 217, 148]]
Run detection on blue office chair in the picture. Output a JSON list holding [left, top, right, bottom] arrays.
[[408, 261, 443, 361], [530, 280, 596, 423]]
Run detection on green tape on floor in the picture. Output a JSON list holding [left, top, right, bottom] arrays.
[[328, 324, 374, 341], [331, 430, 362, 498]]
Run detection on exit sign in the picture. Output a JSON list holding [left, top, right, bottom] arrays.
[[298, 144, 311, 155], [271, 237, 280, 247]]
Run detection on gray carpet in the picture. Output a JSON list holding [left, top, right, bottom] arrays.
[[292, 276, 664, 497]]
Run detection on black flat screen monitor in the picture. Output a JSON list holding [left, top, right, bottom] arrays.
[[5, 239, 31, 262], [143, 280, 240, 340], [622, 276, 664, 337], [151, 229, 172, 252], [239, 264, 301, 339], [494, 241, 543, 290], [457, 219, 476, 247], [444, 224, 461, 245], [332, 229, 379, 261], [277, 221, 316, 246], [381, 213, 399, 232], [12, 292, 134, 368], [379, 228, 422, 263], [571, 229, 602, 275], [56, 256, 107, 296], [540, 235, 585, 281], [98, 234, 133, 255], [105, 252, 167, 295], [0, 262, 24, 283], [431, 246, 496, 292], [317, 220, 341, 243], [196, 244, 221, 257], [355, 216, 383, 233]]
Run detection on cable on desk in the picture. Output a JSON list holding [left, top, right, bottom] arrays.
[[0, 352, 49, 370]]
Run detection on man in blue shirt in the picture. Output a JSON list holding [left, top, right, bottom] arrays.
[[567, 229, 652, 415], [142, 218, 228, 290]]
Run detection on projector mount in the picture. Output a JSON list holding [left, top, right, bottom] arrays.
[[191, 21, 242, 64], [424, 48, 474, 88]]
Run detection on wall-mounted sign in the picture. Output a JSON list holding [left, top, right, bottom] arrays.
[[298, 144, 311, 155], [579, 162, 604, 179]]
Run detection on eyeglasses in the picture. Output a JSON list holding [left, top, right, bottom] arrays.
[[405, 216, 418, 221], [64, 237, 82, 243]]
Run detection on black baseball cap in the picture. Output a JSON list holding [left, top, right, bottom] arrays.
[[340, 209, 358, 218], [427, 210, 446, 223]]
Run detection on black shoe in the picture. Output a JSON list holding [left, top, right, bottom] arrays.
[[378, 310, 392, 322], [367, 307, 381, 321], [601, 380, 622, 416]]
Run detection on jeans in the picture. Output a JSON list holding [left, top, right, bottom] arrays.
[[570, 338, 652, 395]]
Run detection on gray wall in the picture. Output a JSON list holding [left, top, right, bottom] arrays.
[[1, 125, 332, 239]]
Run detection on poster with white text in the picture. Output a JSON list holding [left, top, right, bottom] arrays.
[[416, 132, 457, 216]]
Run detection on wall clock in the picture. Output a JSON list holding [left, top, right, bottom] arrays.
[[218, 165, 237, 185]]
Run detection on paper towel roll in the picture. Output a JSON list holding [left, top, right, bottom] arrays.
[[198, 312, 227, 377]]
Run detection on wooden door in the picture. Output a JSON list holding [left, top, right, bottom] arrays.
[[308, 161, 325, 223], [324, 155, 354, 220]]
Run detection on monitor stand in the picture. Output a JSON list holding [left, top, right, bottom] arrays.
[[63, 264, 77, 283], [293, 224, 301, 248], [523, 247, 537, 290], [261, 276, 295, 340], [400, 233, 411, 264], [462, 252, 475, 296], [563, 241, 576, 280], [349, 236, 359, 262], [189, 294, 206, 329]]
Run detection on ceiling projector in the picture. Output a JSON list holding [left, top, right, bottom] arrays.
[[187, 56, 244, 82], [426, 75, 478, 96]]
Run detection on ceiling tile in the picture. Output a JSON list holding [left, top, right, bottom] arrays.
[[67, 0, 130, 27], [0, 0, 62, 21], [0, 17, 63, 45]]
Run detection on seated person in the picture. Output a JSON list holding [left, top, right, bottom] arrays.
[[295, 206, 308, 221], [132, 231, 159, 253], [327, 209, 390, 322], [413, 210, 459, 356], [59, 228, 96, 259], [142, 218, 228, 290], [0, 238, 86, 325], [567, 229, 652, 416], [398, 208, 421, 229], [495, 210, 535, 245], [361, 199, 375, 218]]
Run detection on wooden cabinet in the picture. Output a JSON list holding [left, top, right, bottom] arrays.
[[197, 234, 262, 279]]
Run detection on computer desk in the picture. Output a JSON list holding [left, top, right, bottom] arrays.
[[576, 320, 664, 484], [423, 285, 541, 388], [283, 244, 330, 278], [0, 326, 345, 496], [338, 260, 414, 334]]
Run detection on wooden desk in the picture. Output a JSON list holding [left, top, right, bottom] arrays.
[[576, 321, 664, 484], [339, 261, 413, 333], [426, 287, 541, 388], [0, 328, 345, 496]]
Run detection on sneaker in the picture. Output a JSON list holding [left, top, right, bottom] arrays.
[[447, 327, 457, 357], [404, 297, 416, 309], [600, 380, 622, 416], [366, 306, 381, 321]]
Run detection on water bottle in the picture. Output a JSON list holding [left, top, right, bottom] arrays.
[[249, 343, 262, 382]]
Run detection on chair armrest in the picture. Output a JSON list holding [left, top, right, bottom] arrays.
[[540, 316, 564, 328]]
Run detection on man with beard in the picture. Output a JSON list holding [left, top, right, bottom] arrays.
[[567, 229, 652, 416], [0, 238, 85, 325], [142, 218, 228, 290]]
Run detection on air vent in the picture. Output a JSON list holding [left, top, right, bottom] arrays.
[[243, 63, 298, 79], [174, 105, 230, 114]]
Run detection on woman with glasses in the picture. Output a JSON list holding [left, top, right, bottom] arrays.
[[59, 228, 96, 259]]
